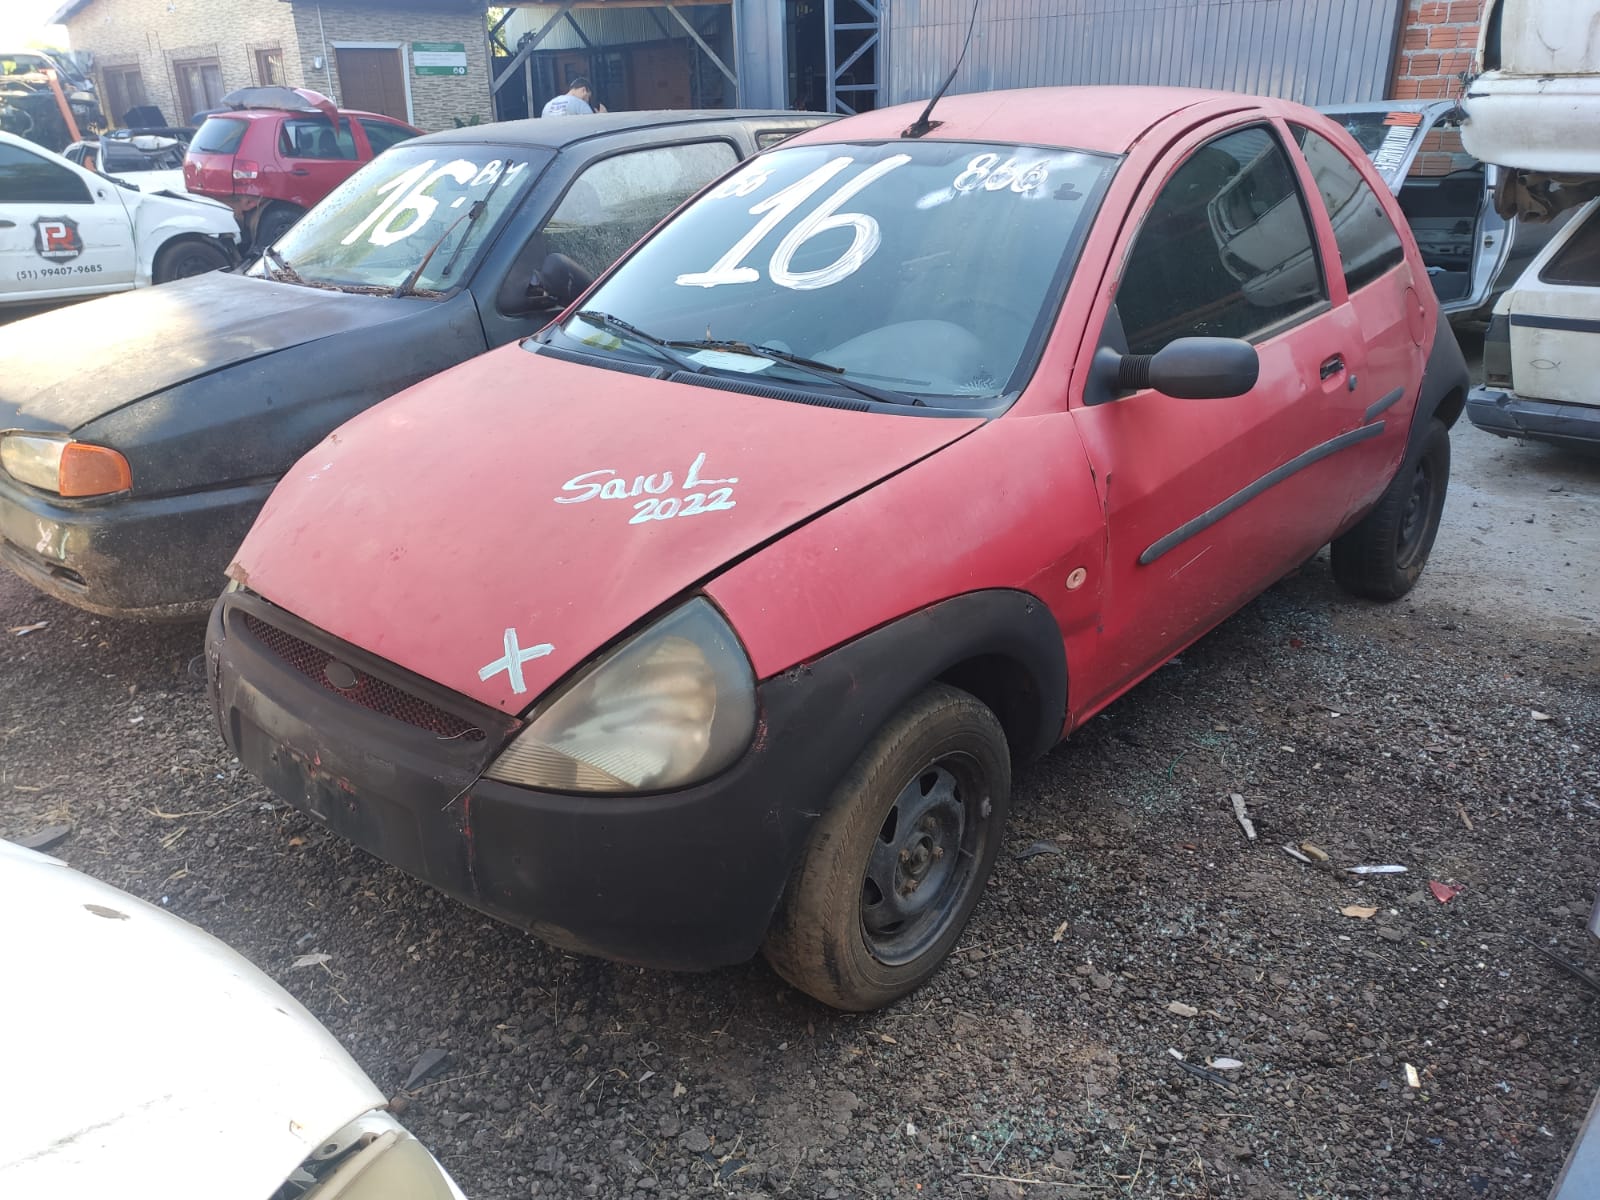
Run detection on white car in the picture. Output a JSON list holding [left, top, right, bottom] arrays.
[[0, 839, 465, 1199], [1470, 197, 1600, 450], [64, 133, 190, 195], [0, 129, 238, 307]]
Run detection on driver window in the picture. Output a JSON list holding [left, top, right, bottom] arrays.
[[1114, 126, 1328, 356]]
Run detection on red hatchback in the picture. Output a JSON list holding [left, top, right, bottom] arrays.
[[183, 88, 420, 249], [209, 87, 1469, 1011]]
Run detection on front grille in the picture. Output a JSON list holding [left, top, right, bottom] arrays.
[[243, 614, 486, 741]]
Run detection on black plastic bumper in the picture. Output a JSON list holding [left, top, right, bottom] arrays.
[[1465, 386, 1600, 451], [208, 588, 1065, 971], [0, 474, 273, 618]]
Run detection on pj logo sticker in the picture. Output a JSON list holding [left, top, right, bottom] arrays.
[[34, 216, 83, 262]]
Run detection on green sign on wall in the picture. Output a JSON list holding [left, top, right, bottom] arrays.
[[413, 42, 468, 76]]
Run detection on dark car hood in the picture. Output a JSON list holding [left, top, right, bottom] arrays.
[[0, 274, 431, 434]]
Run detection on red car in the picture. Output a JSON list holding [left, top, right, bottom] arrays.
[[183, 87, 420, 249], [208, 87, 1468, 1011]]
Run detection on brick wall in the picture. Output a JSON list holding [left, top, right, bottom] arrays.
[[1392, 0, 1482, 100], [65, 0, 300, 125], [290, 2, 493, 132], [64, 0, 491, 132]]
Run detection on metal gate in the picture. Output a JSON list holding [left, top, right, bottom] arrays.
[[885, 0, 1406, 108]]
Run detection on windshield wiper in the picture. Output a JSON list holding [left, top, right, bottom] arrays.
[[668, 338, 924, 407], [262, 246, 306, 285], [395, 160, 517, 299], [569, 310, 704, 374]]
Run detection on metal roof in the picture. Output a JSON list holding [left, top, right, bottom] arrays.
[[412, 108, 827, 150]]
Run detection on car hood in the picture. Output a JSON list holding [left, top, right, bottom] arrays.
[[0, 273, 432, 433], [233, 344, 984, 711], [0, 839, 383, 1200]]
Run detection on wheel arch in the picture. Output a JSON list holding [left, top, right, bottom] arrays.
[[1412, 307, 1471, 437]]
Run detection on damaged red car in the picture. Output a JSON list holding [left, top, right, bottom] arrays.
[[209, 87, 1468, 1011]]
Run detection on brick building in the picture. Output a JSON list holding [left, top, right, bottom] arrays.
[[1392, 0, 1484, 101], [51, 0, 493, 131]]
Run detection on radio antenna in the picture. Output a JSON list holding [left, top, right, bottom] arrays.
[[902, 0, 981, 139]]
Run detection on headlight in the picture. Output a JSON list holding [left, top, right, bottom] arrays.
[[484, 597, 756, 793], [1, 434, 132, 497]]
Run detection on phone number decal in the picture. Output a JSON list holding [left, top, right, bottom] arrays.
[[16, 264, 103, 280]]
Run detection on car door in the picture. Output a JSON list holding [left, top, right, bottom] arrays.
[[1067, 121, 1371, 709], [476, 136, 743, 347], [0, 139, 138, 301], [1320, 102, 1513, 317], [274, 115, 363, 209]]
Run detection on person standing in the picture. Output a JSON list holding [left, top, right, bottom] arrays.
[[542, 77, 594, 117]]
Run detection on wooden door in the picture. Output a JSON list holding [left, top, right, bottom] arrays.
[[335, 48, 407, 120]]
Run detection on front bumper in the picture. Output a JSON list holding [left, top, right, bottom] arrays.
[[0, 473, 275, 618], [1465, 386, 1600, 451], [207, 592, 863, 970]]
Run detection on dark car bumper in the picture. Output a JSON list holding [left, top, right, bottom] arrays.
[[0, 475, 273, 618], [1465, 386, 1600, 451], [208, 588, 1064, 971]]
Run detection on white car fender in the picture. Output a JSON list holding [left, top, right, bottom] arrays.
[[125, 188, 241, 284]]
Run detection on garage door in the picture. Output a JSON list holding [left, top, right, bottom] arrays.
[[886, 0, 1403, 108]]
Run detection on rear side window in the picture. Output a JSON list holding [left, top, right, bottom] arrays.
[[540, 140, 740, 281], [279, 117, 358, 160], [1540, 208, 1600, 285], [191, 117, 248, 155], [359, 118, 414, 155], [1116, 126, 1327, 355], [1294, 126, 1406, 293], [0, 142, 91, 203]]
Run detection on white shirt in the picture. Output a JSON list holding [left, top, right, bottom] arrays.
[[541, 94, 593, 118]]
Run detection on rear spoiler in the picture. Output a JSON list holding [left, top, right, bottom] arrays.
[[220, 86, 341, 132]]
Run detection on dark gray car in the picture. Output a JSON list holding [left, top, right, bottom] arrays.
[[0, 110, 831, 618]]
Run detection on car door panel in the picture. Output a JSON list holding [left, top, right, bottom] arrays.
[[1067, 122, 1361, 714], [0, 140, 137, 302]]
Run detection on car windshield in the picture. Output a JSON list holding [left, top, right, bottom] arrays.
[[544, 139, 1117, 409], [257, 143, 550, 293]]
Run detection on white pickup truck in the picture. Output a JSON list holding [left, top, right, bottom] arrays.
[[1462, 0, 1600, 451]]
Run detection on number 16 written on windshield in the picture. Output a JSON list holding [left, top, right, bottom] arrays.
[[676, 154, 910, 292]]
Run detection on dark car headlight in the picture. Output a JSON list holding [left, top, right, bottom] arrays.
[[1, 434, 132, 497], [484, 597, 756, 794]]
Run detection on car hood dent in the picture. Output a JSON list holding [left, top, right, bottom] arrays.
[[0, 273, 432, 433], [232, 345, 984, 710], [0, 839, 384, 1200]]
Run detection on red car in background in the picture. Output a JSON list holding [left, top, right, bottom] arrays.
[[183, 87, 420, 250], [209, 86, 1470, 1012]]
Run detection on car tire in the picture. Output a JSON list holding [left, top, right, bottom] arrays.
[[762, 684, 1011, 1011], [1331, 417, 1451, 601], [153, 238, 230, 284], [254, 205, 305, 251]]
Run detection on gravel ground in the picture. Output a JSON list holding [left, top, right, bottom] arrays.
[[3, 421, 1597, 1200]]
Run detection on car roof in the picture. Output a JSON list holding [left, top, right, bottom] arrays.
[[202, 107, 408, 123], [411, 109, 831, 152], [780, 86, 1307, 155]]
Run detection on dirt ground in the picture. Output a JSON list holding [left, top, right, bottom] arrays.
[[2, 397, 1597, 1199]]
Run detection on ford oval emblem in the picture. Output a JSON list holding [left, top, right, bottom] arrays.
[[324, 660, 359, 691]]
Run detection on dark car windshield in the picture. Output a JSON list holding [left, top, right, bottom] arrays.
[[258, 143, 550, 291], [545, 139, 1117, 409]]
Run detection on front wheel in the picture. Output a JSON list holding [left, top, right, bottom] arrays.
[[1332, 417, 1451, 601], [762, 684, 1011, 1011], [152, 237, 230, 284]]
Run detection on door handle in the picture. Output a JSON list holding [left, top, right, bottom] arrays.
[[290, 168, 311, 176], [1319, 354, 1345, 380], [0, 220, 14, 228]]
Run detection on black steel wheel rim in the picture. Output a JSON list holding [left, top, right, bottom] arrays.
[[859, 751, 991, 967], [1397, 457, 1434, 566]]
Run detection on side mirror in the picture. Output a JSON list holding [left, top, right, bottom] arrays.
[[1088, 337, 1259, 403], [538, 252, 594, 307]]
